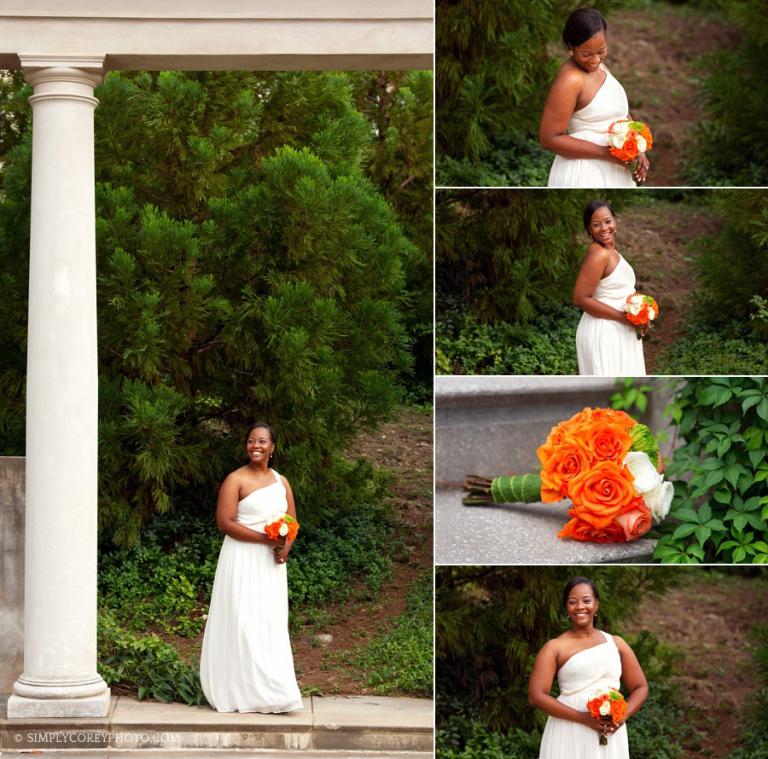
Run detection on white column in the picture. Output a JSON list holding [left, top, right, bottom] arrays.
[[8, 55, 110, 719]]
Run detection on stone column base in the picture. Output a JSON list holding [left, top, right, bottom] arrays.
[[7, 688, 110, 718]]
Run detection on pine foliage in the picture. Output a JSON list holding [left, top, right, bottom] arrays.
[[436, 190, 592, 324], [0, 70, 430, 545]]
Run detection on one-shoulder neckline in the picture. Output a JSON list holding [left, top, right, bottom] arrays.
[[601, 252, 624, 280], [573, 65, 610, 115], [238, 469, 280, 503], [558, 630, 613, 672]]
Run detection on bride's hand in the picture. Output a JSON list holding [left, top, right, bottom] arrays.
[[634, 153, 650, 184], [274, 539, 292, 564]]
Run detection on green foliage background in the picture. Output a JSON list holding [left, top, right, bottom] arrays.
[[0, 69, 432, 546], [656, 377, 768, 564]]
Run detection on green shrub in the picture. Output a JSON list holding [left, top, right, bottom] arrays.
[[436, 303, 580, 375], [98, 609, 207, 706], [655, 377, 768, 563], [688, 2, 768, 185], [728, 622, 768, 758], [436, 132, 551, 187], [353, 573, 433, 695], [655, 324, 768, 375]]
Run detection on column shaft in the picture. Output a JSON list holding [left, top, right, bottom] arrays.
[[8, 55, 110, 719]]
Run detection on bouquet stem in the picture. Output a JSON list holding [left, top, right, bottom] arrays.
[[462, 473, 542, 506]]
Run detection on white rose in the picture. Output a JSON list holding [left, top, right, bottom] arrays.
[[643, 480, 673, 523], [647, 307, 656, 321], [612, 120, 630, 136], [624, 451, 663, 494], [608, 132, 626, 149], [627, 301, 642, 316], [599, 700, 612, 716], [278, 522, 289, 537], [636, 135, 647, 153]]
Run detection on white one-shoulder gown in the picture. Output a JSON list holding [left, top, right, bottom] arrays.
[[576, 253, 646, 376], [200, 468, 303, 713], [539, 630, 630, 758], [548, 66, 636, 188]]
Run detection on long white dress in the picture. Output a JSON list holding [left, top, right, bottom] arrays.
[[539, 631, 630, 759], [548, 67, 636, 188], [576, 253, 645, 376], [200, 469, 303, 713]]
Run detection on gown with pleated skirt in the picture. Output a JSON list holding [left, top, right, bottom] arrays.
[[548, 66, 636, 188], [539, 630, 630, 759], [576, 253, 645, 376], [200, 468, 303, 713]]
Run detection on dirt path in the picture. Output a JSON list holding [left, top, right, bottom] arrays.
[[290, 407, 433, 695], [618, 200, 723, 372], [623, 572, 768, 759], [609, 5, 740, 187]]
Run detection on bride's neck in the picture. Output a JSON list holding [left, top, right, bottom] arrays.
[[570, 625, 596, 638]]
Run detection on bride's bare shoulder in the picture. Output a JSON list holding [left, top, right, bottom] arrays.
[[581, 244, 610, 267]]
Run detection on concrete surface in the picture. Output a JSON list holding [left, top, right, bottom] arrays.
[[0, 694, 433, 754], [436, 488, 656, 564], [0, 457, 24, 693]]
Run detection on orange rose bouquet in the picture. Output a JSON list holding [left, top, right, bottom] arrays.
[[607, 119, 653, 163], [625, 292, 659, 339], [265, 513, 299, 542], [462, 408, 673, 543], [587, 689, 627, 745]]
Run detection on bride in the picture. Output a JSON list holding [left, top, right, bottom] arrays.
[[200, 422, 303, 713], [573, 201, 646, 376], [539, 7, 649, 187], [528, 577, 648, 759]]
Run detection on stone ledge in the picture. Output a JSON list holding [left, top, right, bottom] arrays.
[[0, 694, 433, 753], [435, 488, 655, 565]]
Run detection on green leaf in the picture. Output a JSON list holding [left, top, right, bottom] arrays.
[[672, 523, 697, 540], [694, 526, 711, 547]]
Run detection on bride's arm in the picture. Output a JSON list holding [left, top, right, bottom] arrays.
[[573, 248, 627, 322], [273, 476, 297, 563], [215, 473, 278, 545], [614, 635, 649, 723], [528, 641, 607, 734], [539, 68, 622, 164]]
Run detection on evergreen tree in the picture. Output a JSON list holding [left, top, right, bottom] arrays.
[[436, 189, 593, 324], [0, 70, 428, 546]]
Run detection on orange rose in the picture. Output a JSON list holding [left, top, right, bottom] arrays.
[[568, 461, 638, 528], [640, 124, 653, 150], [611, 699, 628, 721], [584, 420, 633, 463], [614, 507, 652, 541], [558, 515, 626, 543], [611, 131, 638, 162], [537, 437, 592, 501]]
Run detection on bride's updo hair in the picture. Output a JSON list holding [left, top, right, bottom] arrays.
[[583, 199, 616, 234], [562, 576, 600, 607], [563, 8, 608, 49]]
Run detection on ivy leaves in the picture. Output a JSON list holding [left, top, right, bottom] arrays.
[[655, 378, 768, 564]]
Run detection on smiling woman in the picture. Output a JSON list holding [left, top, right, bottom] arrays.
[[573, 200, 646, 376], [540, 7, 649, 187], [199, 421, 303, 713], [528, 576, 649, 759]]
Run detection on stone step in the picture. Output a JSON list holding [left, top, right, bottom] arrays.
[[435, 488, 655, 564], [436, 376, 620, 483], [0, 752, 430, 758], [0, 695, 433, 754]]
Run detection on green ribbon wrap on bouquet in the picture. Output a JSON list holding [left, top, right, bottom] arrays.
[[463, 473, 542, 506]]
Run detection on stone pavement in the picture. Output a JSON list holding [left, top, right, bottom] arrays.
[[436, 487, 655, 564], [0, 694, 433, 755]]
